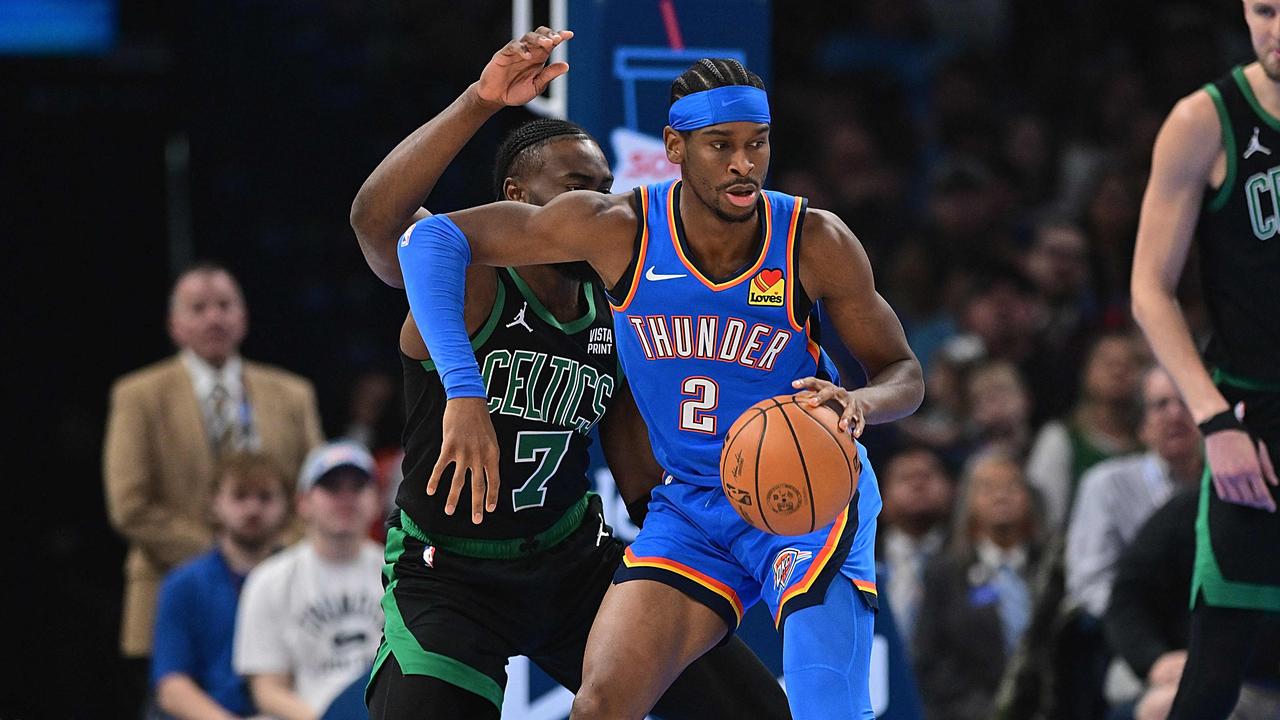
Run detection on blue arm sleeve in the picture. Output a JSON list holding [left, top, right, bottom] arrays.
[[398, 215, 487, 399]]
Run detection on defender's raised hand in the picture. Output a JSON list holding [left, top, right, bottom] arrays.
[[474, 27, 573, 109]]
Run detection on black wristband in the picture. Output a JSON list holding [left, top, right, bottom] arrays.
[[1198, 409, 1245, 437]]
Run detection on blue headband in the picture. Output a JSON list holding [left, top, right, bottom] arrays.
[[668, 85, 771, 131]]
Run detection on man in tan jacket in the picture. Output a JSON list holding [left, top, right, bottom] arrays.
[[103, 262, 323, 711]]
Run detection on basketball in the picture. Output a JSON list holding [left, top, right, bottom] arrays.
[[719, 394, 862, 536]]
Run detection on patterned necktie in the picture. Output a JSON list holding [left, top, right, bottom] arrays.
[[992, 563, 1031, 653], [208, 382, 233, 455]]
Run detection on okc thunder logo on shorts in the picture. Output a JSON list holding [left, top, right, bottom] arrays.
[[772, 548, 814, 590]]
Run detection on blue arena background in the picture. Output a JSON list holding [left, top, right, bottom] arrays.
[[0, 0, 116, 54]]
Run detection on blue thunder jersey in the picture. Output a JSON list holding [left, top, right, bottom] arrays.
[[607, 179, 839, 489]]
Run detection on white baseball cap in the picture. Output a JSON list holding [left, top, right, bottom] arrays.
[[298, 440, 375, 492]]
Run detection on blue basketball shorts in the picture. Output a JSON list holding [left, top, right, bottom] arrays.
[[615, 443, 881, 632]]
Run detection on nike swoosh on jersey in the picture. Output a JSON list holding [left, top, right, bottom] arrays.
[[645, 266, 687, 282]]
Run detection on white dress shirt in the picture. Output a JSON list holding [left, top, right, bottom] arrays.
[[1065, 451, 1176, 616], [181, 349, 256, 451], [884, 526, 946, 646]]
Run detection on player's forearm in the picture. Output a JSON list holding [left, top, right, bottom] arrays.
[[351, 83, 501, 288], [156, 674, 241, 720], [399, 215, 486, 399], [1131, 283, 1228, 422], [859, 357, 925, 425]]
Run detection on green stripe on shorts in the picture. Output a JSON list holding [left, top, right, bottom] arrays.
[[368, 525, 506, 709], [1192, 465, 1280, 611]]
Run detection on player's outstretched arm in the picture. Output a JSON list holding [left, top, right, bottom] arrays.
[[790, 209, 923, 437], [349, 27, 573, 288], [1132, 90, 1278, 511]]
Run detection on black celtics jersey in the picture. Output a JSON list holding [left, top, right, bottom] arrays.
[[398, 267, 620, 539], [1197, 66, 1280, 383]]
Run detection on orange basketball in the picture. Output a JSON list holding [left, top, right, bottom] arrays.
[[719, 394, 862, 536]]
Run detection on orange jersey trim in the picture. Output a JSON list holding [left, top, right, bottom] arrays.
[[783, 196, 806, 332], [609, 186, 651, 312], [668, 181, 773, 291], [806, 320, 821, 368], [851, 579, 878, 595], [774, 508, 850, 627], [623, 546, 745, 624]]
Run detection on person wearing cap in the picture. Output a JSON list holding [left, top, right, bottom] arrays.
[[397, 31, 923, 720], [232, 440, 384, 720]]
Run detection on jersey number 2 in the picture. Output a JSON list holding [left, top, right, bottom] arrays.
[[511, 430, 572, 511], [679, 377, 718, 434]]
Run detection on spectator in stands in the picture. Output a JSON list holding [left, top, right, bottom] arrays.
[[914, 451, 1042, 720], [964, 359, 1034, 460], [1027, 331, 1145, 530], [103, 262, 324, 713], [877, 446, 956, 649], [1066, 365, 1203, 620], [1020, 218, 1101, 424], [958, 265, 1042, 366], [1085, 167, 1143, 326], [152, 453, 291, 719], [1105, 492, 1280, 720], [1053, 365, 1202, 715], [233, 440, 384, 720], [340, 369, 402, 542], [898, 334, 984, 468]]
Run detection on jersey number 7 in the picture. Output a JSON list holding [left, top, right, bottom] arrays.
[[511, 430, 573, 511]]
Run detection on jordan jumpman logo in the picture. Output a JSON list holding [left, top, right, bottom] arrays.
[[506, 301, 533, 332], [595, 513, 610, 546], [1245, 126, 1272, 160]]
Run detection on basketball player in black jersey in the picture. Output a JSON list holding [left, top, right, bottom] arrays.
[[1132, 2, 1280, 717], [350, 29, 790, 719]]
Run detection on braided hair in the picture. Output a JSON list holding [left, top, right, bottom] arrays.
[[669, 58, 765, 105], [492, 118, 597, 200]]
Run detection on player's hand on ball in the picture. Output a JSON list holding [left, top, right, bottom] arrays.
[[791, 377, 867, 438], [473, 27, 573, 109], [430, 397, 501, 524]]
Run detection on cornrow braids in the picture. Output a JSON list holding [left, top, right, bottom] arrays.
[[669, 58, 764, 105], [492, 118, 595, 200]]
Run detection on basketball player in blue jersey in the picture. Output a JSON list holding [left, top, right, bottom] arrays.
[[352, 29, 789, 719], [398, 29, 923, 719]]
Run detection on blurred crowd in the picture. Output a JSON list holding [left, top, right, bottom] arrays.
[[778, 2, 1280, 719]]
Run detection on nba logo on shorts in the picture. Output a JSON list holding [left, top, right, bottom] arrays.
[[772, 548, 813, 590], [423, 545, 436, 568]]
